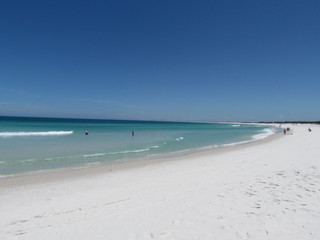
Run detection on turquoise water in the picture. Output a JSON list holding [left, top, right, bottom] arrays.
[[0, 117, 277, 176]]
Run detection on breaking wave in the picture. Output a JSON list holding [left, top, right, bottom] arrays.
[[0, 131, 73, 137], [44, 145, 161, 161], [252, 128, 275, 140], [221, 128, 276, 147]]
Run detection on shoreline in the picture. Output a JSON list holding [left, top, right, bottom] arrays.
[[1, 123, 319, 239], [0, 126, 281, 188], [0, 121, 275, 179]]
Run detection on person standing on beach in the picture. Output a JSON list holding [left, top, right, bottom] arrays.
[[132, 130, 135, 137]]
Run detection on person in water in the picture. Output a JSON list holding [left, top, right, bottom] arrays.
[[85, 130, 89, 135], [132, 130, 134, 137]]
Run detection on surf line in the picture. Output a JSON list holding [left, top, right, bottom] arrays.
[[0, 131, 73, 137]]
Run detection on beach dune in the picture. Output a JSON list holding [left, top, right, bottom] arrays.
[[1, 124, 320, 240]]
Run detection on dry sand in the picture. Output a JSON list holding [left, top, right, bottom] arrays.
[[1, 124, 319, 240]]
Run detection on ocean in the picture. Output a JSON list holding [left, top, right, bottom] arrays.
[[0, 116, 277, 176]]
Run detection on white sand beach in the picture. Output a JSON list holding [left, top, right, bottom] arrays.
[[0, 124, 319, 240]]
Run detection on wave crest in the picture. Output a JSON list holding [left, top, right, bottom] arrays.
[[0, 131, 73, 137], [252, 128, 275, 140]]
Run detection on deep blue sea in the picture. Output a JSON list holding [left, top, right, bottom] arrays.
[[0, 117, 277, 176]]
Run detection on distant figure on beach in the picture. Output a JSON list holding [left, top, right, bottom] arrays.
[[132, 130, 135, 137], [85, 130, 89, 135], [308, 128, 312, 132], [283, 128, 286, 135]]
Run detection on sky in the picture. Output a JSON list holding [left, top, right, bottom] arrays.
[[0, 0, 319, 122]]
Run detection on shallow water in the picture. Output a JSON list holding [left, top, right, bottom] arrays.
[[0, 117, 276, 175]]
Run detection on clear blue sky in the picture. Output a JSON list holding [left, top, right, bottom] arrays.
[[1, 0, 319, 122]]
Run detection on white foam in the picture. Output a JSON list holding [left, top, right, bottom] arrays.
[[222, 140, 251, 147], [199, 145, 219, 150], [118, 148, 151, 154], [150, 145, 160, 149], [110, 145, 160, 155], [44, 146, 161, 162], [45, 155, 78, 161], [221, 128, 276, 147], [176, 137, 184, 141], [232, 124, 241, 127], [86, 162, 101, 166], [83, 153, 105, 158], [18, 159, 36, 163], [0, 131, 73, 137], [252, 128, 275, 140]]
